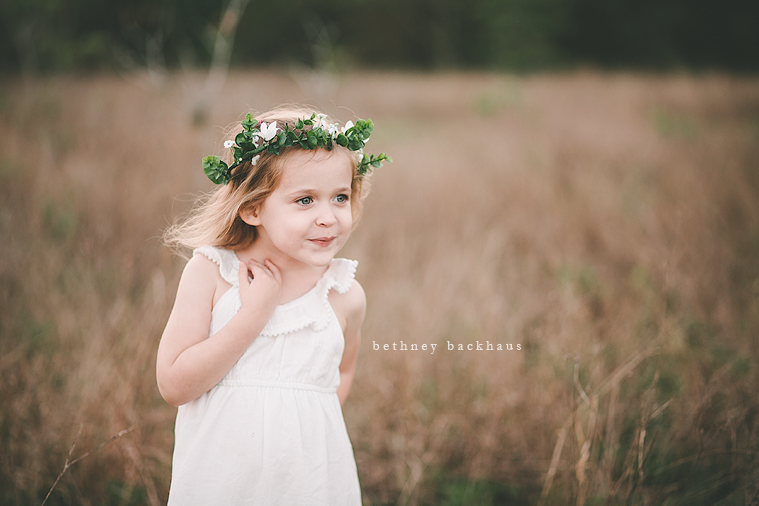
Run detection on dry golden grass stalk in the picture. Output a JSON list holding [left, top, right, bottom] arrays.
[[41, 426, 133, 506]]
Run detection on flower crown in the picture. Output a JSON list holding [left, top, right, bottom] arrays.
[[202, 113, 392, 185]]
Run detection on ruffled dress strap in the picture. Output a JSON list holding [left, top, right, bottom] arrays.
[[261, 258, 357, 337], [193, 246, 240, 286]]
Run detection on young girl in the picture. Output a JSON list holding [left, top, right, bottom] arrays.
[[157, 106, 390, 505]]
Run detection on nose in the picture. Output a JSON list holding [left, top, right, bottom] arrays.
[[315, 202, 337, 227]]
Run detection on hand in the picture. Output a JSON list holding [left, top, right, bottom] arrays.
[[237, 259, 282, 320]]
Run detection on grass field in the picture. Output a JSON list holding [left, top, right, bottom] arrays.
[[1, 70, 758, 505]]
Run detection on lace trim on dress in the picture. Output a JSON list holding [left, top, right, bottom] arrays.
[[260, 258, 357, 337], [192, 246, 357, 337]]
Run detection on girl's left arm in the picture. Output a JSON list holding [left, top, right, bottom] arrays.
[[330, 280, 366, 406]]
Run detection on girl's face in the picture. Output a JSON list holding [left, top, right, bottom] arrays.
[[242, 149, 354, 268]]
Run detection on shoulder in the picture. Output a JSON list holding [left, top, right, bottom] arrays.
[[329, 278, 366, 312], [175, 251, 224, 301], [183, 250, 221, 280], [328, 278, 366, 331]]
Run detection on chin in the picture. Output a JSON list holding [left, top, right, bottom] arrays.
[[312, 254, 339, 267], [296, 251, 337, 268], [301, 243, 345, 266]]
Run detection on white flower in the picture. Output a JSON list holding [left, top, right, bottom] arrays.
[[258, 121, 278, 141], [341, 120, 354, 133], [224, 140, 235, 149], [328, 123, 339, 136], [251, 155, 260, 165]]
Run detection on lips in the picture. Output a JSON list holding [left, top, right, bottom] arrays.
[[309, 236, 336, 247]]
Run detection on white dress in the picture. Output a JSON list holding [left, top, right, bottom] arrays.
[[167, 246, 362, 505]]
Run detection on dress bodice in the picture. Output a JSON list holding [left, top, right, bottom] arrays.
[[193, 245, 358, 390]]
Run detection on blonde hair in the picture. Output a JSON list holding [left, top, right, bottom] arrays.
[[164, 106, 371, 254]]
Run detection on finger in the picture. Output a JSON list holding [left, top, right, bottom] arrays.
[[264, 259, 282, 285], [247, 261, 266, 276], [247, 259, 269, 273], [238, 261, 252, 285]]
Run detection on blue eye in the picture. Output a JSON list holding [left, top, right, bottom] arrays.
[[296, 196, 313, 205], [334, 194, 349, 203]]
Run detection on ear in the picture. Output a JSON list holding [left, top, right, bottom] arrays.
[[239, 206, 261, 226]]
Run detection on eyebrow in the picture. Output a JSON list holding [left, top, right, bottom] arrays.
[[286, 187, 351, 196]]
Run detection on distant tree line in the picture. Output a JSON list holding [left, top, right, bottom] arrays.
[[1, 0, 757, 74]]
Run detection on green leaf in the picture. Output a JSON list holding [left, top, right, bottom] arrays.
[[238, 140, 255, 153], [202, 155, 229, 185], [240, 149, 254, 161], [241, 113, 258, 131]]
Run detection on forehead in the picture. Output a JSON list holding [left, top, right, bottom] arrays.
[[276, 148, 353, 190]]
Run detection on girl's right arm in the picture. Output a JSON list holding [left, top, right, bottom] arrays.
[[156, 254, 281, 407]]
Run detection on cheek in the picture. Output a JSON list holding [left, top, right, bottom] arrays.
[[338, 206, 353, 225]]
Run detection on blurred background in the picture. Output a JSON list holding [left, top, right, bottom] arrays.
[[2, 0, 759, 73], [1, 1, 758, 505]]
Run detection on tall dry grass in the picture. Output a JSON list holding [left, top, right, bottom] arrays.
[[1, 70, 758, 505]]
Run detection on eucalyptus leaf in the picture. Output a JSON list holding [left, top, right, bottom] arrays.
[[241, 113, 258, 131]]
